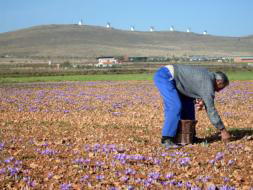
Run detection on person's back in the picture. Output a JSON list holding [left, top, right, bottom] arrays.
[[173, 64, 215, 100], [173, 64, 227, 130]]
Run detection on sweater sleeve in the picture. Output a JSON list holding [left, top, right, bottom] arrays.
[[201, 92, 225, 130]]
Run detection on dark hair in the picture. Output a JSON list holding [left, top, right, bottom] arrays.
[[214, 71, 229, 86]]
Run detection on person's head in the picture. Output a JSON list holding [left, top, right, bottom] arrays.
[[214, 71, 229, 92]]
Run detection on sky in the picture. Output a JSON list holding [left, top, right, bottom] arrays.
[[1, 0, 253, 37]]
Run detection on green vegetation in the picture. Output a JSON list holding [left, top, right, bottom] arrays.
[[225, 71, 253, 81], [0, 71, 252, 84], [0, 73, 152, 83]]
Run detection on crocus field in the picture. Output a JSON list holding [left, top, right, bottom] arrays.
[[0, 80, 252, 190]]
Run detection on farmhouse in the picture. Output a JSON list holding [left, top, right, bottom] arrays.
[[96, 56, 119, 67], [234, 56, 253, 63]]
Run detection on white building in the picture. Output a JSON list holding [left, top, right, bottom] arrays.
[[150, 26, 154, 32], [170, 26, 174, 31], [203, 30, 208, 35], [106, 22, 111, 28], [130, 26, 135, 31], [96, 57, 119, 67], [186, 28, 191, 33], [78, 20, 83, 26]]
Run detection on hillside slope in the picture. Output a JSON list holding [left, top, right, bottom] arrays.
[[0, 24, 252, 57]]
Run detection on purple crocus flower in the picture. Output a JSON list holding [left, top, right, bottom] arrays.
[[84, 159, 91, 164], [95, 161, 104, 167], [223, 177, 230, 182], [170, 158, 177, 163], [185, 181, 192, 188], [114, 171, 120, 177], [120, 176, 129, 182], [153, 158, 161, 165], [165, 173, 174, 179], [227, 159, 235, 166], [160, 181, 169, 186], [215, 152, 224, 161], [219, 185, 236, 190], [125, 168, 136, 175], [109, 187, 118, 190], [144, 180, 152, 187], [0, 168, 6, 174], [0, 143, 4, 151], [7, 167, 19, 176], [73, 158, 85, 164], [23, 177, 36, 187], [179, 157, 191, 166], [161, 152, 168, 157], [47, 173, 54, 179], [209, 159, 215, 165], [60, 183, 72, 190], [169, 180, 177, 186], [114, 153, 127, 161], [80, 175, 89, 182], [84, 145, 90, 152], [191, 186, 201, 190], [148, 172, 160, 180], [96, 175, 104, 180], [127, 186, 135, 190], [4, 157, 14, 163], [132, 154, 145, 161], [41, 142, 49, 147], [197, 175, 211, 183], [40, 148, 57, 155], [14, 160, 22, 166], [207, 184, 216, 190], [176, 181, 183, 187], [135, 178, 142, 184]]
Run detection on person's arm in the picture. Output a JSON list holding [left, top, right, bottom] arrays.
[[201, 93, 231, 141], [202, 94, 224, 129]]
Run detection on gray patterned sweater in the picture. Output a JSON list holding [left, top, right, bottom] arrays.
[[173, 64, 225, 130]]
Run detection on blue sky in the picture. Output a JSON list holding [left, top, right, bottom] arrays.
[[1, 0, 253, 37]]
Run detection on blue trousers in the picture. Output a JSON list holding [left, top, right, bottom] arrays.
[[154, 67, 195, 137]]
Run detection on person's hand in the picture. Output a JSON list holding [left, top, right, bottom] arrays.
[[195, 99, 205, 111], [220, 128, 231, 142]]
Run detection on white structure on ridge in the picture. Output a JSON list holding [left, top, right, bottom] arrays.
[[150, 26, 154, 32], [170, 26, 174, 31], [106, 22, 111, 28], [186, 28, 191, 33], [130, 26, 135, 31], [78, 20, 83, 26], [203, 30, 208, 35]]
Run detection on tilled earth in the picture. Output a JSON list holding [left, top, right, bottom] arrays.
[[0, 81, 252, 190]]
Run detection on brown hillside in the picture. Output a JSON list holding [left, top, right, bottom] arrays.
[[0, 24, 252, 57]]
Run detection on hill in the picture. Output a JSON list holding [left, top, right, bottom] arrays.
[[0, 24, 253, 58]]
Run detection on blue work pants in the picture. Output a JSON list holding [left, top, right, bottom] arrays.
[[154, 67, 195, 137]]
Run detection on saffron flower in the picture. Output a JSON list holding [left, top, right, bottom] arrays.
[[60, 183, 72, 190]]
